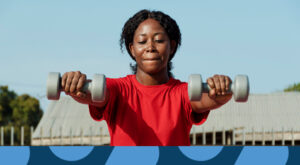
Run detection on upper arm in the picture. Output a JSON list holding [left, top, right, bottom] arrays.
[[88, 78, 121, 121], [180, 83, 211, 125], [89, 89, 110, 108]]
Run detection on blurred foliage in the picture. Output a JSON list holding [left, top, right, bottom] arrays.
[[11, 94, 43, 127], [284, 83, 300, 92], [0, 86, 16, 125], [0, 85, 43, 145]]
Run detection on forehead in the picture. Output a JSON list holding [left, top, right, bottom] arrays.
[[134, 18, 166, 35]]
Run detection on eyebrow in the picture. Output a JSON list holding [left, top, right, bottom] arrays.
[[138, 32, 165, 36]]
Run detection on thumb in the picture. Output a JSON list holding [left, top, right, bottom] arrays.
[[209, 88, 217, 99], [76, 91, 87, 98]]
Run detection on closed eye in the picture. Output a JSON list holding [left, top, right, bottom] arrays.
[[138, 41, 146, 44], [155, 40, 164, 43]]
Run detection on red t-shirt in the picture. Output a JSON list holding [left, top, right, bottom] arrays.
[[89, 75, 209, 146]]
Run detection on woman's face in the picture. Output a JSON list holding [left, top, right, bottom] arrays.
[[130, 18, 175, 75]]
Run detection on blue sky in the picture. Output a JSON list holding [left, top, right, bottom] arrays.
[[0, 0, 299, 111]]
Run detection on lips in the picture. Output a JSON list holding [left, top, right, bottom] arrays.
[[144, 58, 160, 61], [143, 54, 160, 61]]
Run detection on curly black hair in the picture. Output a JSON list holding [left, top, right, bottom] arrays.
[[120, 9, 182, 77]]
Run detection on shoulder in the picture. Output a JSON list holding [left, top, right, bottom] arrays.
[[106, 75, 133, 83], [106, 75, 135, 89], [169, 77, 190, 101], [169, 77, 187, 89]]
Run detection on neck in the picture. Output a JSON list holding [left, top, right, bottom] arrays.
[[135, 69, 169, 86]]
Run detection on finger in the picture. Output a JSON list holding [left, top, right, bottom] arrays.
[[76, 74, 86, 92], [225, 76, 231, 92], [61, 73, 67, 88], [207, 77, 216, 98], [76, 91, 86, 98], [213, 75, 221, 95], [70, 71, 81, 93], [65, 72, 74, 93], [207, 77, 215, 89], [209, 88, 217, 99], [219, 75, 226, 95]]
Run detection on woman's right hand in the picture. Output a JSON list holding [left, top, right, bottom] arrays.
[[61, 71, 92, 104]]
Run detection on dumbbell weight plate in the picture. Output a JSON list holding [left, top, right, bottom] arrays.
[[188, 74, 203, 101], [91, 74, 106, 102], [233, 75, 249, 102], [47, 72, 61, 100]]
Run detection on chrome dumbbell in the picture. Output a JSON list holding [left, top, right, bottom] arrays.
[[188, 74, 249, 102], [47, 72, 106, 102]]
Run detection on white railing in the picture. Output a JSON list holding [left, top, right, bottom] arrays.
[[0, 126, 34, 146], [33, 126, 108, 146], [190, 126, 299, 146], [0, 126, 299, 146]]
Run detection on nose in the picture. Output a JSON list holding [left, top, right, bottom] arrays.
[[146, 41, 157, 53]]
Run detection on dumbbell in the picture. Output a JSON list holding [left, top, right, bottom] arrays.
[[188, 74, 249, 102], [47, 72, 106, 102]]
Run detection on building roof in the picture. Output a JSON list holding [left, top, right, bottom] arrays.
[[33, 92, 300, 139], [32, 97, 109, 139], [195, 92, 300, 133]]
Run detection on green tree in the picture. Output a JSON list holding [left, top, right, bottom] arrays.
[[0, 85, 43, 145], [284, 83, 300, 92], [0, 86, 16, 125], [10, 94, 43, 127]]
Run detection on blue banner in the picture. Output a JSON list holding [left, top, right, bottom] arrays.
[[0, 146, 299, 165]]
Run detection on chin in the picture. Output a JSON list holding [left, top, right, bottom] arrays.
[[143, 66, 165, 75], [144, 68, 160, 75], [139, 62, 167, 75]]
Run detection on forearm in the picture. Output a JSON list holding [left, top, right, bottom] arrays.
[[190, 93, 232, 113], [71, 92, 109, 108]]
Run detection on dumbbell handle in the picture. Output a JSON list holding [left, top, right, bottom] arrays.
[[82, 82, 92, 94], [202, 83, 233, 93], [57, 77, 93, 94]]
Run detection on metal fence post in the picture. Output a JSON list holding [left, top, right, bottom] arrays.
[[100, 127, 103, 145], [262, 127, 265, 146], [21, 126, 24, 146], [222, 127, 225, 145], [272, 128, 275, 146], [1, 127, 3, 146], [40, 127, 43, 146], [80, 127, 83, 146], [232, 129, 235, 146], [90, 126, 93, 146], [11, 126, 14, 146], [292, 128, 295, 146], [70, 127, 73, 146], [202, 127, 206, 145], [50, 127, 52, 145], [242, 128, 245, 145], [212, 127, 216, 145], [282, 127, 285, 146], [252, 127, 255, 146], [60, 126, 63, 145], [192, 126, 196, 145], [31, 126, 34, 146]]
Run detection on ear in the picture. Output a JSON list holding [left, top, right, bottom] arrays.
[[170, 40, 176, 55], [129, 43, 136, 59]]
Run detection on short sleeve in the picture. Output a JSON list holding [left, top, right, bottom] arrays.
[[89, 104, 106, 121], [88, 78, 119, 122], [182, 83, 210, 125]]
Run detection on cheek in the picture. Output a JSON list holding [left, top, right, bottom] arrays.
[[133, 46, 146, 56], [159, 44, 171, 59]]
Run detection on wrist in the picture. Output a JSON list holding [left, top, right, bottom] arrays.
[[214, 94, 232, 105]]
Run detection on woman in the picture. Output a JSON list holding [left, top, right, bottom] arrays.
[[61, 9, 232, 146]]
